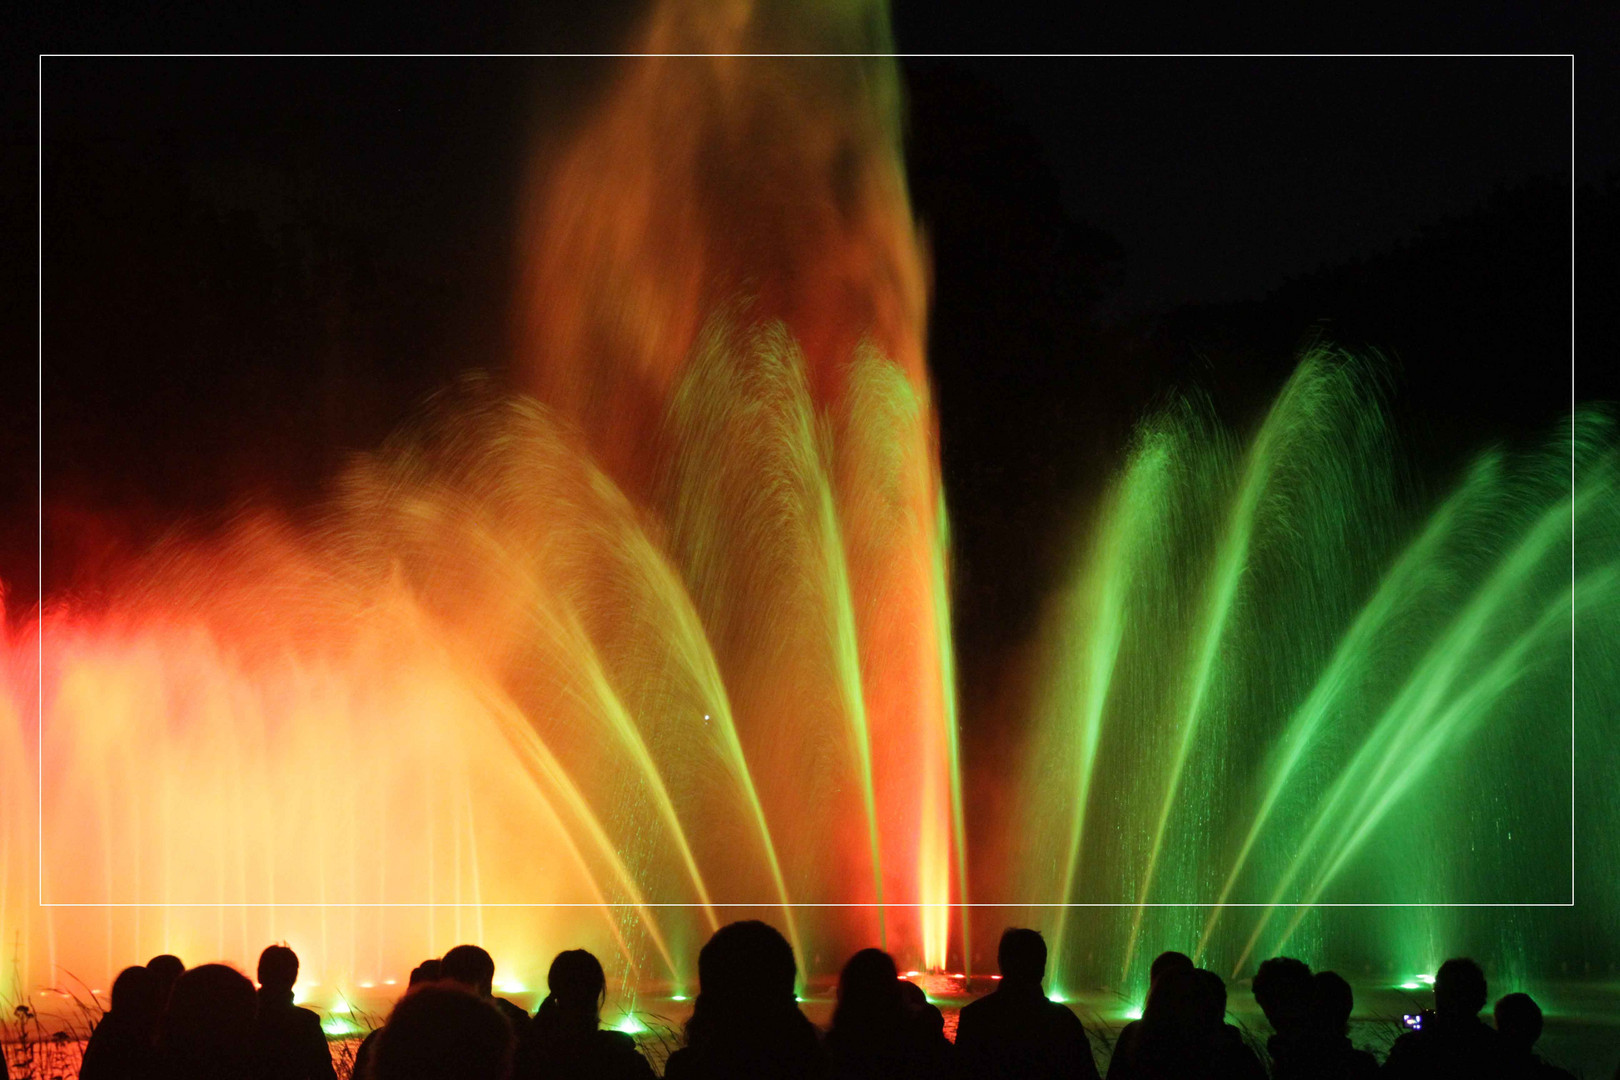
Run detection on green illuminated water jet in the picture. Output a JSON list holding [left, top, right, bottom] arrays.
[[1012, 348, 1618, 992]]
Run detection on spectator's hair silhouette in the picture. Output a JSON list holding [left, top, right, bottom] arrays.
[[689, 921, 798, 1026], [896, 977, 945, 1039], [109, 963, 162, 1027], [158, 963, 259, 1078], [373, 983, 514, 1080], [536, 949, 606, 1028], [830, 947, 903, 1038], [1311, 970, 1354, 1034], [997, 927, 1047, 985], [1434, 958, 1487, 1016], [443, 945, 499, 996], [258, 944, 300, 991], [1493, 991, 1542, 1050], [1191, 968, 1228, 1030], [79, 965, 162, 1080], [412, 958, 445, 986], [666, 920, 824, 1080], [1142, 965, 1201, 1029], [1251, 956, 1313, 1032], [1149, 951, 1194, 986], [146, 953, 185, 1001]]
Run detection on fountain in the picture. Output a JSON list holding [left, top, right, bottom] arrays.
[[997, 353, 1618, 998], [7, 0, 1615, 1032], [6, 1, 966, 1008]]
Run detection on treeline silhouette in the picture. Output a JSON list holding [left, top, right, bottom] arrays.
[[16, 924, 1607, 1080]]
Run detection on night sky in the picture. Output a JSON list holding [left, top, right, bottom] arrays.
[[12, 5, 1617, 718]]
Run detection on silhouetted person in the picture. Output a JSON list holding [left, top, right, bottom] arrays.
[[354, 959, 445, 1080], [1494, 993, 1575, 1080], [157, 963, 260, 1080], [1303, 971, 1377, 1079], [1382, 957, 1505, 1079], [252, 945, 336, 1080], [513, 949, 654, 1080], [1194, 969, 1267, 1080], [1106, 950, 1196, 1073], [1252, 956, 1316, 1079], [80, 964, 161, 1080], [443, 945, 531, 1035], [823, 949, 951, 1080], [146, 954, 185, 1005], [372, 983, 514, 1080], [1105, 966, 1201, 1080], [663, 920, 827, 1080], [1109, 965, 1261, 1080], [953, 928, 1098, 1080], [897, 978, 948, 1043]]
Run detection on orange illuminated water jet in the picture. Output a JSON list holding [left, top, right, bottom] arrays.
[[5, 0, 965, 1005]]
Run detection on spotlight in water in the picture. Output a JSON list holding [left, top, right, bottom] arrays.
[[1400, 981, 1423, 990], [331, 1000, 351, 1015], [614, 1015, 647, 1036], [1416, 974, 1436, 986], [1125, 1005, 1143, 1020], [670, 993, 688, 1002], [321, 1017, 360, 1037]]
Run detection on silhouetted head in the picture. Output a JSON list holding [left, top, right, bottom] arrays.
[[442, 945, 497, 997], [831, 948, 903, 1037], [996, 928, 1047, 987], [697, 920, 798, 1008], [1192, 969, 1228, 1030], [1311, 971, 1354, 1035], [257, 944, 299, 992], [1493, 992, 1543, 1052], [685, 921, 808, 1050], [1434, 958, 1487, 1018], [108, 965, 161, 1031], [159, 964, 259, 1072], [1142, 967, 1202, 1033], [897, 978, 944, 1037], [1252, 957, 1314, 1033], [542, 949, 606, 1022], [411, 959, 444, 987], [146, 954, 185, 1000], [1150, 951, 1195, 987], [374, 984, 514, 1080]]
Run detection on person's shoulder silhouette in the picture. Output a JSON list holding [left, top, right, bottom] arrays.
[[252, 945, 337, 1080], [954, 928, 1098, 1080], [1382, 958, 1506, 1080]]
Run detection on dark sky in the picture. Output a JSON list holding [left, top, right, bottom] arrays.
[[938, 57, 1579, 312], [10, 6, 1616, 701]]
